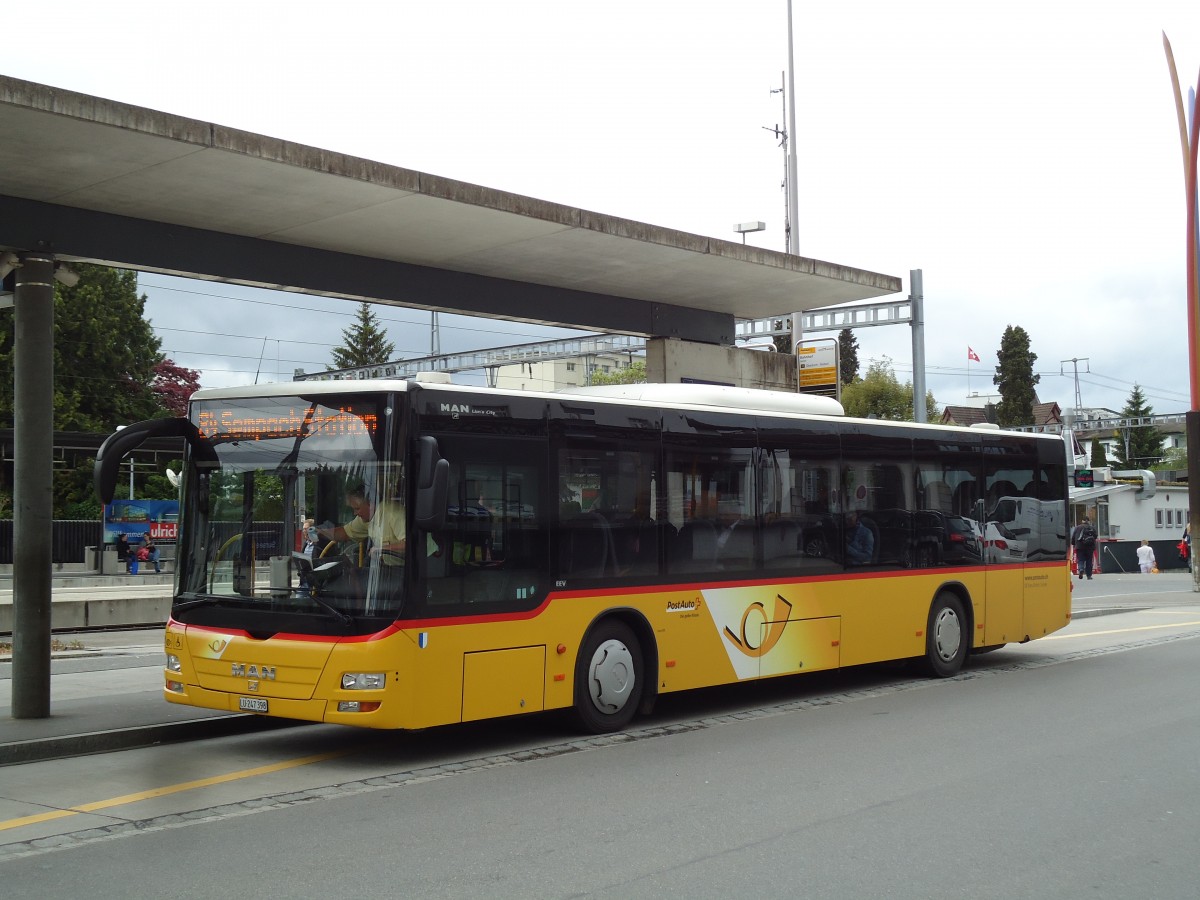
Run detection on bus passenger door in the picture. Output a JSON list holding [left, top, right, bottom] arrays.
[[980, 438, 1039, 645], [982, 553, 1024, 645]]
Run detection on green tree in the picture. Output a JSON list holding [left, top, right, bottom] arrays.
[[841, 357, 938, 421], [1114, 384, 1162, 467], [589, 359, 646, 385], [330, 302, 395, 369], [54, 461, 103, 520], [0, 264, 164, 431], [992, 325, 1040, 426], [1153, 447, 1186, 474], [837, 328, 860, 385], [1089, 436, 1109, 468]]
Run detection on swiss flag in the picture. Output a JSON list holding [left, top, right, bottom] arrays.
[[967, 347, 980, 362]]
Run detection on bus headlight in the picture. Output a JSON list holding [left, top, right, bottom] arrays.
[[342, 672, 386, 690], [166, 654, 182, 673]]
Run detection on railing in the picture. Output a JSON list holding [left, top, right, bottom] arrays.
[[1013, 413, 1189, 434], [0, 520, 103, 565]]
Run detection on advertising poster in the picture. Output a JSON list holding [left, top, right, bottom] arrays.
[[104, 499, 179, 545]]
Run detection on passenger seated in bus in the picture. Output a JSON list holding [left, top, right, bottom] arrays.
[[844, 510, 874, 565], [318, 484, 406, 564]]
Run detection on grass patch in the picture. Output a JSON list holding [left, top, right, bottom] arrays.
[[0, 638, 85, 654]]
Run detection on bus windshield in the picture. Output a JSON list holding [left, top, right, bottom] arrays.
[[176, 393, 406, 629]]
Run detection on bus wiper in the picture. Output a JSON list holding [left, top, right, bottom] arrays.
[[307, 592, 354, 627], [175, 591, 352, 627], [173, 596, 232, 612]]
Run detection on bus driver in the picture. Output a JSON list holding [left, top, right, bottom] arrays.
[[319, 484, 406, 564]]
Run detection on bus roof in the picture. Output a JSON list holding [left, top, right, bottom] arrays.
[[557, 383, 845, 416], [190, 377, 1064, 445]]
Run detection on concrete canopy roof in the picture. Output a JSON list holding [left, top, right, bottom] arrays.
[[0, 75, 901, 343]]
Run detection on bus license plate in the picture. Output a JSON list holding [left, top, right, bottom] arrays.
[[239, 697, 269, 713]]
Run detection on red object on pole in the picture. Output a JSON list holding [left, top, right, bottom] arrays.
[[1163, 34, 1200, 407]]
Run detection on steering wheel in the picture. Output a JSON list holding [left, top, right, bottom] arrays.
[[318, 538, 369, 568], [379, 547, 405, 559]]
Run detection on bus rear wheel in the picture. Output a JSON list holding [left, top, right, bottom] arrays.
[[574, 620, 643, 733], [923, 592, 968, 677]]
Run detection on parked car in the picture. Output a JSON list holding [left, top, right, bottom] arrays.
[[914, 511, 983, 567], [970, 519, 1028, 564]]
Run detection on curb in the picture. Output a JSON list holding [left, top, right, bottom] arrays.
[[0, 714, 307, 767], [1071, 607, 1149, 620]]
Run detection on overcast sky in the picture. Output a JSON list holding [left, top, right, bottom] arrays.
[[7, 1, 1200, 414]]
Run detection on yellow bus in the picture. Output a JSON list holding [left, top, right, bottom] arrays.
[[96, 376, 1071, 733]]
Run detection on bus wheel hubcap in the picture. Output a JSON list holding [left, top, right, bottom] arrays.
[[934, 608, 961, 662], [589, 639, 634, 713]]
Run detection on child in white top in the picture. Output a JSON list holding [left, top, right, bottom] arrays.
[[1136, 540, 1156, 574]]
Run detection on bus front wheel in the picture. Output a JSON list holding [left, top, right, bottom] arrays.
[[574, 620, 643, 734], [923, 592, 968, 677]]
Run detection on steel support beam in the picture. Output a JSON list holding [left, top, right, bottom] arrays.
[[300, 334, 649, 380], [734, 299, 913, 339], [910, 269, 927, 423]]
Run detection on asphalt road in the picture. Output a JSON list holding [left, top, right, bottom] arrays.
[[2, 575, 1199, 897]]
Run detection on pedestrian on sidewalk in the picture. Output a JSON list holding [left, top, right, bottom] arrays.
[[1136, 539, 1157, 574], [116, 533, 131, 574], [1071, 515, 1097, 580], [143, 538, 161, 574]]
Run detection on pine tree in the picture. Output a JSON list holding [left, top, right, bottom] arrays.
[[1114, 384, 1162, 467], [329, 302, 395, 369], [838, 328, 860, 385], [1089, 436, 1109, 468], [992, 325, 1040, 426]]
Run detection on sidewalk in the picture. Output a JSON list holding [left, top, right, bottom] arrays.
[[2, 572, 1198, 767], [0, 627, 297, 765], [0, 573, 173, 632]]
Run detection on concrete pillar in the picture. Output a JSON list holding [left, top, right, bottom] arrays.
[[11, 253, 55, 719]]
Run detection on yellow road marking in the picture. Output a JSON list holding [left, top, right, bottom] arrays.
[[1046, 620, 1200, 640], [0, 749, 349, 833]]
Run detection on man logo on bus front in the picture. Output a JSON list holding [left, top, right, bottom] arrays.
[[723, 594, 793, 658]]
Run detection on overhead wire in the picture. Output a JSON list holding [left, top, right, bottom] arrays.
[[860, 355, 1189, 410], [139, 279, 589, 342], [131, 278, 594, 382]]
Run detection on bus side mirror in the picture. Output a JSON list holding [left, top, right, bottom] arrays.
[[94, 417, 211, 504], [414, 436, 449, 531]]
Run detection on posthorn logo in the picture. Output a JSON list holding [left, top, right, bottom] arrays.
[[723, 594, 794, 658]]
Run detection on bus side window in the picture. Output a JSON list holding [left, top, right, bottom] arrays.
[[420, 435, 546, 611]]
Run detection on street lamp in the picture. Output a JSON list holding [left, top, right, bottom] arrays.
[[114, 425, 134, 498], [734, 221, 766, 245]]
